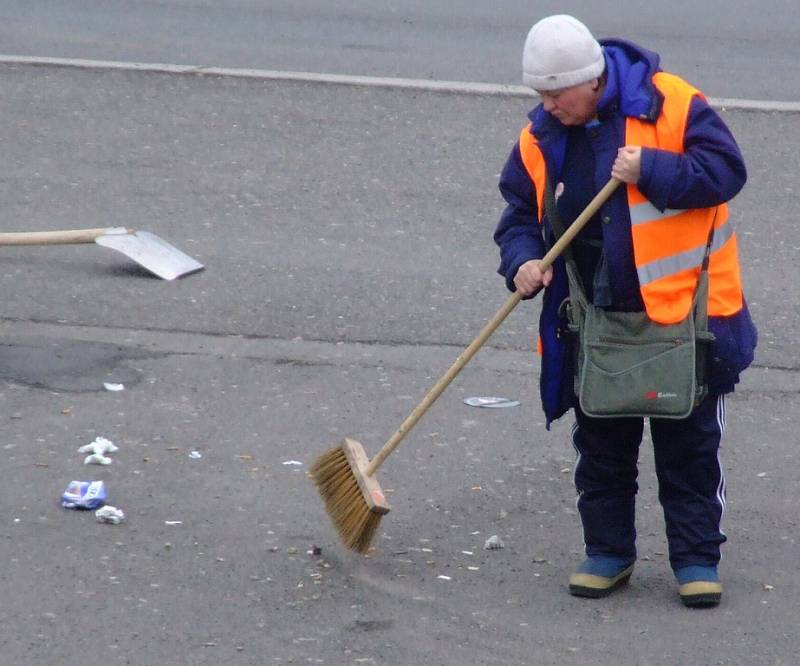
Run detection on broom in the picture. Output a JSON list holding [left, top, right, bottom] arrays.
[[310, 178, 622, 553]]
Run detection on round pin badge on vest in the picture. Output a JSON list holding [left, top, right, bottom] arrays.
[[463, 396, 520, 408]]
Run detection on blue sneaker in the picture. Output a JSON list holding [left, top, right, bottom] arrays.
[[675, 565, 722, 607], [569, 556, 635, 598]]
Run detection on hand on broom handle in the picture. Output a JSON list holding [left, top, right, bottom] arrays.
[[365, 177, 621, 477]]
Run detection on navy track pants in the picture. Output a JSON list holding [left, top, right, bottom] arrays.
[[571, 393, 727, 571]]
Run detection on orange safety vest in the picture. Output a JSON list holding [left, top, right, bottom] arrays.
[[518, 72, 744, 324]]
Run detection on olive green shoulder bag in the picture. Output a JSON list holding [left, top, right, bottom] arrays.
[[545, 180, 715, 419]]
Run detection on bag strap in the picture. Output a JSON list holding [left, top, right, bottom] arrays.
[[542, 176, 589, 308], [692, 213, 717, 332]]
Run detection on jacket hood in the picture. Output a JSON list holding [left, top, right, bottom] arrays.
[[598, 38, 662, 121]]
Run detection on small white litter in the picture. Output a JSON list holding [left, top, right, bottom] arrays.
[[463, 396, 520, 408], [84, 453, 113, 465], [79, 436, 119, 465], [484, 535, 505, 550], [103, 382, 125, 392], [96, 506, 125, 525]]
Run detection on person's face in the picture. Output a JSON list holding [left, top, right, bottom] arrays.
[[537, 80, 600, 126]]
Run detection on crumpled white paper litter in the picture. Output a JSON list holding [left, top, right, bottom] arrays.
[[79, 436, 119, 465], [484, 535, 505, 550], [463, 396, 520, 408], [95, 505, 125, 525]]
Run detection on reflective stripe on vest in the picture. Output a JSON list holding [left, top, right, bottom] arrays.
[[517, 71, 744, 325]]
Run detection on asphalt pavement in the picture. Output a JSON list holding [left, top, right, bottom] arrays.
[[1, 64, 799, 665], [1, 0, 798, 101]]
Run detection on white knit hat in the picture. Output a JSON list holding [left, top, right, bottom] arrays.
[[522, 15, 605, 91]]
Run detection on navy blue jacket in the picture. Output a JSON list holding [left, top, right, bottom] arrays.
[[494, 39, 757, 426]]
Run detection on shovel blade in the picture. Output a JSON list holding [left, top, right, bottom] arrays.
[[95, 230, 204, 280]]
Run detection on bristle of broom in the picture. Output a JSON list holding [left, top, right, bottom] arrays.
[[309, 444, 386, 554]]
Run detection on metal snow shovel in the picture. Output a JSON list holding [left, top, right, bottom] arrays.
[[0, 227, 204, 280]]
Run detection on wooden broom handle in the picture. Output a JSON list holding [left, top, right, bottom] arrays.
[[0, 228, 128, 246], [365, 177, 621, 476]]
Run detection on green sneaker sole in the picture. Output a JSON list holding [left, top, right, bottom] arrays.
[[568, 565, 634, 598], [679, 581, 722, 607]]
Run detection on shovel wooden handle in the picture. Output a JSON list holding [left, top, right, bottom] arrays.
[[365, 177, 621, 476], [0, 228, 128, 246]]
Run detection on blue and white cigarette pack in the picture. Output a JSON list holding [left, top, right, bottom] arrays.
[[61, 480, 107, 509]]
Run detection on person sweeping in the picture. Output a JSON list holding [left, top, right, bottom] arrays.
[[494, 14, 757, 607]]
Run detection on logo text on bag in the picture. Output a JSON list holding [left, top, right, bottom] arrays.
[[645, 391, 679, 400]]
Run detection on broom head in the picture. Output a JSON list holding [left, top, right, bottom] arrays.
[[309, 437, 390, 553]]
